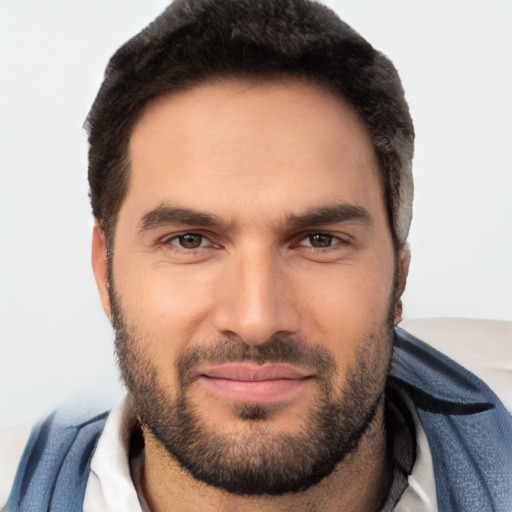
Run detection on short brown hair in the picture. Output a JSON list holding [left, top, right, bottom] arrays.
[[86, 0, 414, 246]]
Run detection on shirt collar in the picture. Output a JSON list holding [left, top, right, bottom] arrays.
[[84, 392, 437, 512]]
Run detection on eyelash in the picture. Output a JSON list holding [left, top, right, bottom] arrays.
[[159, 231, 349, 254], [160, 232, 214, 253], [297, 233, 345, 249]]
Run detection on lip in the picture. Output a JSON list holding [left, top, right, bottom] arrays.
[[196, 363, 314, 402]]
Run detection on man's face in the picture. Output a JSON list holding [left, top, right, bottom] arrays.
[[93, 78, 404, 494]]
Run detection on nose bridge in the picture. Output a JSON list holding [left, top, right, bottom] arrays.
[[214, 242, 299, 344]]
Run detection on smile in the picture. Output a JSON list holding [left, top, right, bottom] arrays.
[[196, 363, 314, 402]]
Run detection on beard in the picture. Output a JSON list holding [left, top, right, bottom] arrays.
[[110, 281, 396, 496]]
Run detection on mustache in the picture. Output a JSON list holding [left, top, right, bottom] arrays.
[[175, 334, 337, 387]]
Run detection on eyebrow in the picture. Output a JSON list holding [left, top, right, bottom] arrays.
[[284, 204, 372, 230], [138, 202, 372, 235], [138, 205, 230, 233]]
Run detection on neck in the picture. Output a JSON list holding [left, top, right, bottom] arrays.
[[139, 403, 392, 512]]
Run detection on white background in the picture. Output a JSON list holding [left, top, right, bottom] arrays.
[[1, 0, 511, 427]]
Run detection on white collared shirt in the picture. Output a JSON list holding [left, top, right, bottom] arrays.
[[0, 394, 437, 511], [81, 395, 437, 512], [0, 395, 438, 512]]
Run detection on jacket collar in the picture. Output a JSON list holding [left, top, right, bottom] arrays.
[[389, 328, 494, 415]]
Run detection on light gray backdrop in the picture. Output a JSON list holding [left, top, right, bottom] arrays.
[[1, 0, 511, 427]]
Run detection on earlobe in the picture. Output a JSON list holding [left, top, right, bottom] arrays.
[[394, 244, 411, 325], [91, 221, 112, 320]]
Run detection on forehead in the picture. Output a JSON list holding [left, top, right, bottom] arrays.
[[123, 78, 385, 228]]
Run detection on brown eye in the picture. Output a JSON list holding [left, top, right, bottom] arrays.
[[308, 234, 334, 248], [176, 233, 204, 249]]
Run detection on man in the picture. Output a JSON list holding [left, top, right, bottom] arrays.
[[2, 0, 511, 511]]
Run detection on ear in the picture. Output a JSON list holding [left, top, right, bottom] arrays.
[[394, 244, 411, 325], [91, 221, 112, 321]]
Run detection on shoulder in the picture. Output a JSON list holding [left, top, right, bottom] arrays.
[[399, 317, 512, 412], [0, 425, 31, 510], [392, 318, 512, 511], [0, 406, 109, 512]]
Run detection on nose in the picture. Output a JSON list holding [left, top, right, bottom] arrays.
[[212, 246, 301, 345]]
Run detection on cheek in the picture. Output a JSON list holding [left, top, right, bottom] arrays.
[[113, 258, 220, 353], [298, 257, 395, 353]]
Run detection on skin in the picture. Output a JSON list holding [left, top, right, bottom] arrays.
[[92, 78, 410, 511]]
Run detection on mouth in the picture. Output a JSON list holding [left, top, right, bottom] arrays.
[[195, 363, 314, 402]]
